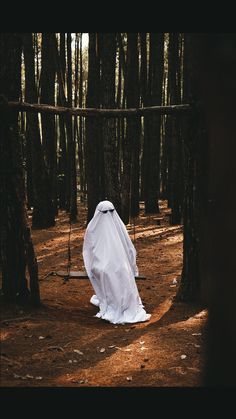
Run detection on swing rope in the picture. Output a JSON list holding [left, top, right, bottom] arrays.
[[133, 216, 136, 244], [64, 213, 72, 282]]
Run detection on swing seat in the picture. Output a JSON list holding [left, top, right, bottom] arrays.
[[56, 270, 89, 278], [52, 270, 146, 280]]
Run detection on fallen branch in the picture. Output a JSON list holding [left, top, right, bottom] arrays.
[[7, 101, 192, 117]]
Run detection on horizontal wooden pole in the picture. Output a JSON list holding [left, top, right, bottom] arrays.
[[7, 101, 192, 117]]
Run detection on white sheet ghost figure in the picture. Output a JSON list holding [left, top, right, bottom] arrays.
[[82, 200, 151, 324]]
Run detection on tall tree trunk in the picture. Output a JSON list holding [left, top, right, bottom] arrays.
[[160, 55, 168, 199], [66, 33, 77, 221], [199, 34, 236, 385], [175, 33, 207, 302], [117, 33, 127, 201], [144, 33, 164, 214], [128, 34, 141, 219], [139, 33, 148, 201], [130, 133, 141, 218], [116, 49, 122, 188], [0, 33, 40, 306], [99, 33, 121, 214], [85, 33, 102, 223], [73, 33, 80, 200], [23, 32, 55, 228], [164, 44, 172, 204], [121, 33, 133, 223], [40, 33, 56, 224], [168, 33, 183, 224], [78, 33, 85, 201], [56, 33, 67, 210]]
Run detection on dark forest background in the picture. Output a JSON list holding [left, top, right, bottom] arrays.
[[1, 33, 236, 385]]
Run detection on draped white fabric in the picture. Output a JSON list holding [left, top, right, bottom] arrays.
[[82, 200, 151, 324]]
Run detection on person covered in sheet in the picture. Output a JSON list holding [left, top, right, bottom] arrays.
[[82, 200, 151, 324]]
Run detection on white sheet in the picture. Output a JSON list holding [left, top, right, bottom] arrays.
[[82, 200, 151, 324]]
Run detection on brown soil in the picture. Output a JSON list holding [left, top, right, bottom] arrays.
[[0, 200, 207, 387]]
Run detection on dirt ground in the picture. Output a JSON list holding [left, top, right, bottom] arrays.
[[0, 200, 207, 387]]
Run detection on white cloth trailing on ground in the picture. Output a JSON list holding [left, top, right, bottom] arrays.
[[82, 200, 151, 324]]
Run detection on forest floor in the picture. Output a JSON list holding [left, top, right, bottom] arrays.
[[0, 200, 207, 387]]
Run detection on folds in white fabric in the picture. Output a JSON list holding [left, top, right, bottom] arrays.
[[83, 200, 151, 325]]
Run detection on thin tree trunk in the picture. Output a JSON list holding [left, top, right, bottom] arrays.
[[144, 33, 164, 214], [23, 32, 55, 228], [139, 33, 148, 201], [34, 33, 40, 96], [40, 33, 56, 224], [85, 33, 102, 223], [117, 34, 127, 206], [121, 33, 132, 224], [56, 33, 67, 209], [129, 34, 141, 219], [99, 33, 121, 214], [168, 33, 183, 224], [66, 33, 77, 221], [116, 52, 122, 192], [159, 69, 166, 200], [25, 128, 34, 209], [78, 33, 85, 201]]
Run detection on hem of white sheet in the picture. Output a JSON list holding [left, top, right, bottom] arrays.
[[90, 294, 151, 325]]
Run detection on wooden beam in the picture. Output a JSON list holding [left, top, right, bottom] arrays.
[[7, 101, 192, 117]]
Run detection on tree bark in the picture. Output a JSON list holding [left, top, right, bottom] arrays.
[[57, 33, 68, 209], [0, 33, 40, 306], [66, 33, 77, 221], [167, 33, 183, 224], [126, 33, 141, 220], [85, 33, 103, 223], [144, 33, 164, 214], [121, 33, 137, 223], [175, 34, 207, 302], [199, 34, 236, 385], [140, 33, 148, 201], [40, 33, 56, 224], [160, 48, 169, 200], [99, 33, 121, 214], [23, 32, 55, 228], [78, 33, 85, 201]]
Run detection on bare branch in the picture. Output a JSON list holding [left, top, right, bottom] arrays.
[[7, 101, 191, 117]]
